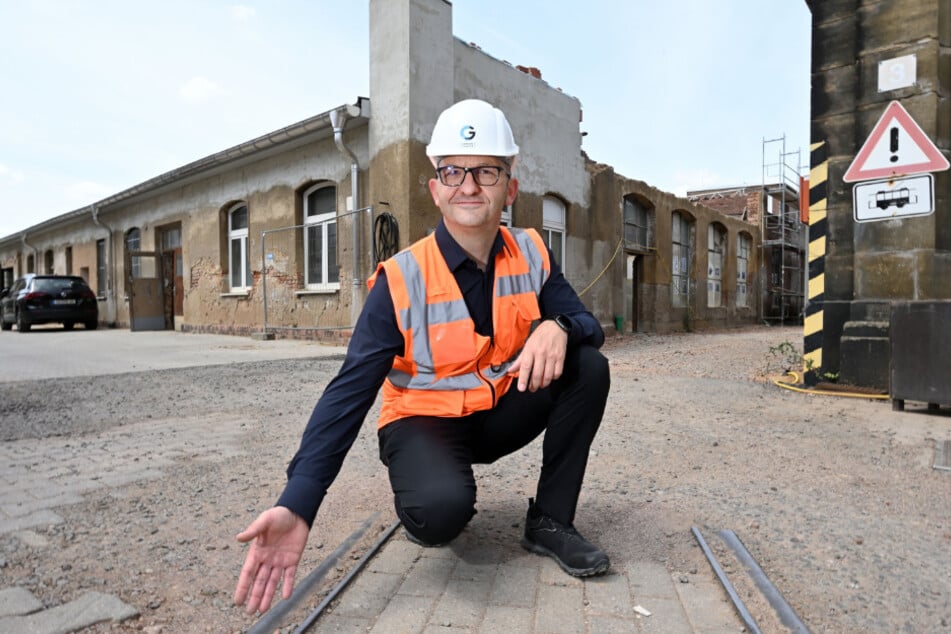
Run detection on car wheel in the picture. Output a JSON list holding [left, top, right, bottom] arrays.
[[0, 314, 11, 331], [84, 320, 99, 330], [16, 311, 30, 333], [63, 321, 74, 330]]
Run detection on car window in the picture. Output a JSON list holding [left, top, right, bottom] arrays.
[[34, 278, 77, 293]]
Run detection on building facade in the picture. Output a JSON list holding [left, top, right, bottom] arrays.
[[0, 0, 763, 339]]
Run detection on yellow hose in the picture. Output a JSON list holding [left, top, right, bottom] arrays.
[[772, 371, 889, 400]]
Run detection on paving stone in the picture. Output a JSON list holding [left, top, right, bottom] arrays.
[[628, 561, 677, 599], [396, 555, 454, 598], [429, 579, 490, 628], [311, 613, 373, 633], [332, 571, 403, 619], [487, 562, 537, 608], [0, 591, 138, 634], [477, 604, 533, 633], [367, 539, 421, 574], [534, 582, 584, 634], [674, 575, 739, 633], [584, 572, 633, 617], [634, 596, 693, 634], [369, 593, 434, 633], [0, 586, 43, 618], [588, 614, 641, 634], [0, 509, 63, 535]]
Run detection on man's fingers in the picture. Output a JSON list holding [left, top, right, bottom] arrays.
[[282, 565, 298, 600], [236, 514, 267, 543]]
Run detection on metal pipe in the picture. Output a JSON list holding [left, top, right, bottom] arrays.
[[691, 526, 762, 634], [717, 530, 811, 633], [20, 233, 38, 273], [90, 204, 115, 325], [329, 107, 362, 323]]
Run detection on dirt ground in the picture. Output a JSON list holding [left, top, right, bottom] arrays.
[[1, 325, 949, 633]]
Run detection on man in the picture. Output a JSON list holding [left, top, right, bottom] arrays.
[[234, 99, 611, 615]]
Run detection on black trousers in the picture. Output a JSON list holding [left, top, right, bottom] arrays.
[[378, 344, 610, 545]]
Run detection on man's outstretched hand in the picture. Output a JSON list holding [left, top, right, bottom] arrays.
[[234, 506, 309, 615]]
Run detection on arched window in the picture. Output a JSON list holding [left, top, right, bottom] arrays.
[[228, 204, 251, 290], [671, 212, 693, 308], [707, 223, 726, 308], [623, 195, 654, 251], [543, 196, 566, 266], [737, 232, 752, 308], [125, 228, 141, 278], [303, 184, 339, 289]]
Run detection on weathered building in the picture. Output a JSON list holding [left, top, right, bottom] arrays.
[[1, 0, 763, 339], [806, 0, 951, 390]]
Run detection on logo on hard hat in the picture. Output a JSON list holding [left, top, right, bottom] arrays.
[[460, 125, 476, 141]]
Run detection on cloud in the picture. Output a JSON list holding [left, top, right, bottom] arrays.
[[178, 76, 226, 104], [230, 5, 256, 22], [0, 164, 25, 183]]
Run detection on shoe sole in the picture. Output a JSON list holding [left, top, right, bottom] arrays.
[[520, 537, 610, 577]]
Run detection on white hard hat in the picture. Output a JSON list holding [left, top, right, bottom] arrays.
[[426, 99, 519, 164]]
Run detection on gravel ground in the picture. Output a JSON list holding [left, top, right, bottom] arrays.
[[0, 325, 949, 633]]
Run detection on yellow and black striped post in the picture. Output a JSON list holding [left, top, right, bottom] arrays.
[[803, 141, 827, 385]]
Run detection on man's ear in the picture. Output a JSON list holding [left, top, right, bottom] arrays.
[[506, 177, 519, 206], [428, 178, 441, 206]]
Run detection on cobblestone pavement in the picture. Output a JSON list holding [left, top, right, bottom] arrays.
[[0, 330, 746, 633]]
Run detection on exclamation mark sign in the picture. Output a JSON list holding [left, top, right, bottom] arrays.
[[889, 126, 899, 163]]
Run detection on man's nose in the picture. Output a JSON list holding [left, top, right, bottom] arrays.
[[458, 169, 482, 192]]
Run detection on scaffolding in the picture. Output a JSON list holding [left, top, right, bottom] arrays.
[[761, 135, 806, 324]]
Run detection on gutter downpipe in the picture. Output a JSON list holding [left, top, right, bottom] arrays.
[[329, 107, 363, 324], [20, 233, 38, 275], [91, 204, 116, 326]]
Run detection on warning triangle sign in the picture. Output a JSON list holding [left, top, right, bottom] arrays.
[[843, 101, 950, 183]]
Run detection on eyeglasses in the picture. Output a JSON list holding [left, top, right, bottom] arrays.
[[435, 164, 510, 187]]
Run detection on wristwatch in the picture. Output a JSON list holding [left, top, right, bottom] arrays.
[[546, 314, 572, 335]]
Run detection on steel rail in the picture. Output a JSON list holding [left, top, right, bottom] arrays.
[[691, 526, 762, 634], [718, 529, 811, 633], [247, 512, 378, 634], [294, 519, 402, 633]]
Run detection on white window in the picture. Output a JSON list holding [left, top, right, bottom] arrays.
[[707, 224, 726, 308], [737, 233, 751, 308], [228, 204, 251, 291], [542, 196, 565, 266], [671, 212, 692, 308], [303, 185, 339, 290]]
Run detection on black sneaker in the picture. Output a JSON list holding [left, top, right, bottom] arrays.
[[520, 498, 610, 577]]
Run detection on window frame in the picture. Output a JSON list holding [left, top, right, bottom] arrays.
[[706, 223, 726, 308], [302, 184, 340, 291], [737, 233, 751, 308], [542, 196, 566, 267], [623, 195, 654, 252], [125, 228, 141, 279], [671, 212, 692, 308], [228, 203, 251, 291]]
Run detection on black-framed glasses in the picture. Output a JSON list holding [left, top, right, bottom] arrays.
[[435, 164, 510, 187]]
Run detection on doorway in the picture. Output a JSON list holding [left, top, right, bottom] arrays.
[[159, 224, 183, 328]]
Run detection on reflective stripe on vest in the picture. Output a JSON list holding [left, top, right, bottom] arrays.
[[373, 226, 550, 426]]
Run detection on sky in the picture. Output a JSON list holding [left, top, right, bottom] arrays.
[[0, 1, 812, 239]]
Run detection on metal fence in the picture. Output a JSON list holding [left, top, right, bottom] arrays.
[[260, 206, 374, 336]]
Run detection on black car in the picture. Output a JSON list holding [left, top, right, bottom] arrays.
[[0, 274, 99, 332]]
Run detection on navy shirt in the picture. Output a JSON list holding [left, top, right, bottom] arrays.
[[276, 220, 605, 527]]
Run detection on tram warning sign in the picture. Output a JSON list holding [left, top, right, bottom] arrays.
[[843, 101, 949, 183]]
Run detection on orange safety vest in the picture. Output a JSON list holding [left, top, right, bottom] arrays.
[[368, 227, 551, 428]]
